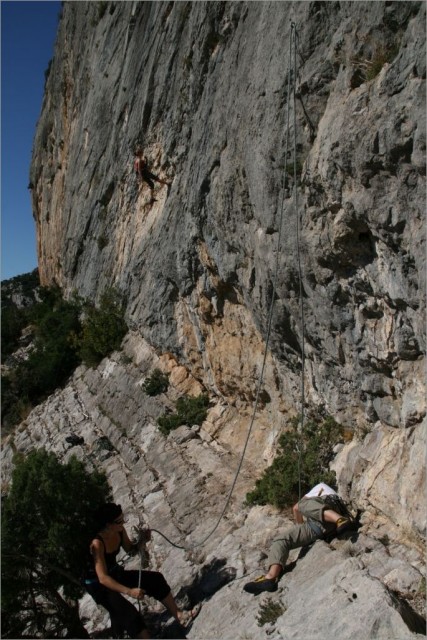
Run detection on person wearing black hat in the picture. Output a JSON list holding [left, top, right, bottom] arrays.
[[84, 503, 197, 638]]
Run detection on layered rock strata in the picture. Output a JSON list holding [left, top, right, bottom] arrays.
[[1, 338, 425, 638], [18, 2, 427, 635]]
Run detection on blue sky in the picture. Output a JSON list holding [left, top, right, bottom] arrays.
[[1, 0, 61, 281]]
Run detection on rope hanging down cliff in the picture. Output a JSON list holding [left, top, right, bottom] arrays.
[[146, 22, 304, 551], [292, 26, 306, 501]]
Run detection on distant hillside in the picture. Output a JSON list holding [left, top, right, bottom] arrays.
[[1, 269, 40, 360], [1, 273, 127, 435], [1, 269, 40, 309]]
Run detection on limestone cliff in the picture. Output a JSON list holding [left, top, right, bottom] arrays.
[[31, 0, 425, 431], [11, 1, 426, 637]]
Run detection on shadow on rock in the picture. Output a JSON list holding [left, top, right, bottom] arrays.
[[179, 557, 237, 606], [390, 591, 426, 635], [155, 618, 187, 639]]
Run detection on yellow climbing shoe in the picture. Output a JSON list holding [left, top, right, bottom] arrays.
[[335, 516, 351, 534], [244, 575, 278, 595]]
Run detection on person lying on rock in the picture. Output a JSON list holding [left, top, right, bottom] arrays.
[[84, 503, 198, 638], [134, 146, 169, 203], [244, 482, 352, 595]]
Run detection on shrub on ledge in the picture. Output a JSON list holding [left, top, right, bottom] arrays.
[[78, 288, 127, 367], [143, 369, 169, 396], [158, 393, 209, 436], [246, 416, 343, 509]]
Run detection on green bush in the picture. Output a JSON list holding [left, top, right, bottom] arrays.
[[1, 288, 82, 433], [365, 43, 400, 81], [158, 393, 209, 436], [1, 375, 32, 431], [2, 449, 111, 638], [246, 416, 343, 508], [2, 283, 128, 432], [78, 288, 127, 367], [143, 368, 170, 396], [1, 305, 27, 359], [22, 293, 82, 396]]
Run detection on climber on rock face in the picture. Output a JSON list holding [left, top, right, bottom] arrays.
[[243, 482, 353, 595], [134, 146, 169, 203]]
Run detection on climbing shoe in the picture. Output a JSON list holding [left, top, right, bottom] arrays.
[[335, 516, 351, 535], [243, 575, 278, 595]]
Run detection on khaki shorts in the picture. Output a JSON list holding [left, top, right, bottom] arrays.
[[298, 496, 337, 534], [298, 496, 328, 521]]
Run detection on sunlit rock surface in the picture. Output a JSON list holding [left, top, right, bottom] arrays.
[[9, 1, 426, 636]]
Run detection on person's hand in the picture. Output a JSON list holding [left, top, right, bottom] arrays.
[[128, 587, 145, 600], [137, 528, 151, 544]]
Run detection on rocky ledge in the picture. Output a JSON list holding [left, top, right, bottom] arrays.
[[1, 334, 425, 638]]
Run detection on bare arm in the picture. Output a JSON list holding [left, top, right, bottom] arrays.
[[121, 526, 151, 554], [91, 539, 144, 599], [293, 502, 304, 524], [121, 526, 136, 554]]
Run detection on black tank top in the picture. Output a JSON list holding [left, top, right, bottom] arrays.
[[85, 532, 122, 581]]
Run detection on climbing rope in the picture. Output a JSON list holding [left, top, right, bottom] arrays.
[[137, 548, 143, 614], [291, 25, 306, 500], [138, 22, 305, 550]]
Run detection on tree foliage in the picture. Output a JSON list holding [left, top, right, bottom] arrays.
[[2, 283, 128, 432], [77, 288, 127, 367], [20, 289, 82, 399], [246, 416, 343, 508], [1, 449, 111, 638], [1, 287, 82, 433], [1, 269, 40, 359], [142, 368, 170, 396], [158, 394, 210, 435], [2, 304, 28, 359]]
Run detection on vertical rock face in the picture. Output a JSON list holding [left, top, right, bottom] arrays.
[[31, 1, 425, 434], [28, 0, 426, 562], [7, 4, 423, 635]]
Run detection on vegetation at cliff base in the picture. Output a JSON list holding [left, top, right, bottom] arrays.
[[1, 285, 82, 432], [77, 288, 128, 367], [246, 416, 343, 508], [1, 449, 111, 638], [1, 270, 40, 359], [1, 276, 128, 433], [21, 288, 82, 394], [158, 393, 210, 435]]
